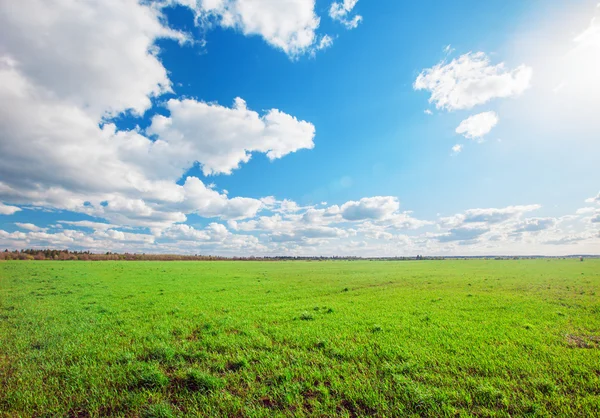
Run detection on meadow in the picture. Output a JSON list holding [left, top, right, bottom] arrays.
[[0, 259, 598, 417]]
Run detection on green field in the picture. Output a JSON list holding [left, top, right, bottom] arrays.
[[1, 260, 599, 417]]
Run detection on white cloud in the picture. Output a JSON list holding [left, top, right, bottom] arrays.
[[340, 196, 400, 221], [0, 227, 155, 251], [414, 52, 532, 111], [93, 229, 155, 244], [181, 177, 263, 220], [585, 192, 600, 204], [0, 0, 186, 120], [437, 226, 489, 242], [0, 196, 599, 256], [148, 97, 315, 176], [440, 204, 541, 228], [15, 223, 45, 232], [0, 203, 21, 215], [456, 111, 499, 140], [462, 205, 541, 224], [315, 35, 334, 52], [58, 221, 117, 231], [0, 2, 315, 232], [443, 44, 455, 55], [451, 144, 463, 154], [329, 0, 362, 29], [161, 222, 263, 251], [178, 0, 321, 58], [513, 217, 556, 233], [543, 235, 589, 245], [424, 109, 433, 115]]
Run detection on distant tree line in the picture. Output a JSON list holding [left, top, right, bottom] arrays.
[[0, 249, 595, 261], [0, 250, 445, 261], [0, 249, 231, 261]]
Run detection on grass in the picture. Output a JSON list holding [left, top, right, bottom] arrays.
[[0, 259, 599, 416]]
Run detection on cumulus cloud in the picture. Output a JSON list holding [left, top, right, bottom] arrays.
[[229, 196, 424, 247], [437, 226, 489, 242], [329, 0, 362, 29], [180, 177, 263, 220], [513, 217, 556, 233], [451, 144, 463, 155], [439, 205, 541, 229], [270, 225, 350, 244], [161, 222, 263, 252], [176, 0, 322, 57], [1, 196, 599, 256], [0, 203, 21, 215], [462, 205, 541, 224], [148, 98, 315, 176], [340, 197, 400, 221], [414, 52, 532, 111], [0, 0, 186, 120], [15, 223, 45, 232], [58, 221, 118, 231], [0, 1, 315, 231], [0, 227, 155, 251], [456, 111, 499, 140], [585, 192, 600, 204]]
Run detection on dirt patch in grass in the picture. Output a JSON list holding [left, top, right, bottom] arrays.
[[565, 334, 600, 349]]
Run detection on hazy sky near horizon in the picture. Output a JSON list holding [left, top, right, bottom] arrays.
[[0, 0, 599, 256]]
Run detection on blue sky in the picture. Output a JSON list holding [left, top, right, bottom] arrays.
[[0, 0, 599, 255]]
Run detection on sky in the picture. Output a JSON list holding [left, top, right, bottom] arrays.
[[0, 0, 599, 256]]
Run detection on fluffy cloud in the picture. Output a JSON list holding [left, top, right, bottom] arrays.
[[451, 144, 463, 154], [340, 197, 400, 221], [315, 35, 334, 52], [441, 205, 541, 227], [464, 205, 540, 224], [270, 225, 351, 244], [0, 203, 21, 215], [0, 0, 186, 120], [161, 223, 263, 252], [329, 0, 362, 29], [58, 221, 118, 231], [456, 111, 499, 140], [0, 227, 155, 251], [177, 0, 321, 57], [180, 177, 263, 220], [513, 217, 556, 233], [543, 235, 589, 245], [437, 226, 489, 243], [414, 52, 532, 111], [585, 192, 600, 204], [15, 223, 45, 232], [1, 197, 599, 256], [0, 0, 315, 232], [148, 98, 315, 176], [230, 196, 423, 246]]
